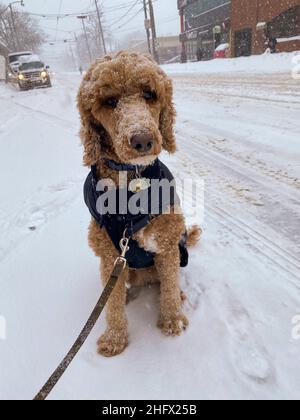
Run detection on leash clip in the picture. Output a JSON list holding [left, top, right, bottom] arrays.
[[114, 230, 130, 270], [120, 236, 130, 259]]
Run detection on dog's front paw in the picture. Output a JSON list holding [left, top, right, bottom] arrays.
[[97, 329, 129, 357], [158, 312, 189, 337]]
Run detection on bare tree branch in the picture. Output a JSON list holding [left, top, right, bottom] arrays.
[[0, 2, 44, 52]]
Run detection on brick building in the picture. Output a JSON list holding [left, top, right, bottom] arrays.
[[231, 0, 300, 57], [178, 0, 231, 61], [128, 36, 181, 64]]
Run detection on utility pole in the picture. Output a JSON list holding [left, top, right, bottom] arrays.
[[142, 0, 151, 55], [9, 4, 19, 50], [3, 1, 25, 50], [179, 5, 187, 63], [6, 6, 17, 50], [74, 31, 83, 71], [148, 0, 159, 64], [94, 0, 107, 55], [74, 32, 80, 67], [77, 15, 92, 64], [68, 42, 77, 71]]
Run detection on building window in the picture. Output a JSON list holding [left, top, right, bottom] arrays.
[[181, 0, 231, 61], [185, 0, 231, 32]]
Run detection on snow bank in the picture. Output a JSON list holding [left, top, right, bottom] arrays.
[[162, 51, 300, 75]]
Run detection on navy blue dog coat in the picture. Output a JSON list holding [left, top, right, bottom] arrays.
[[84, 159, 189, 269]]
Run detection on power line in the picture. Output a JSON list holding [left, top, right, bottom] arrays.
[[39, 25, 81, 34], [111, 6, 144, 30], [110, 12, 178, 35], [25, 1, 141, 19], [108, 0, 140, 27], [55, 0, 63, 41], [103, 0, 141, 14], [108, 0, 158, 30]]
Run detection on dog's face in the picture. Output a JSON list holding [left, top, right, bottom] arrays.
[[78, 52, 176, 166]]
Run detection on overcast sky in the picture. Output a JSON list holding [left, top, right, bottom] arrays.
[[2, 0, 179, 41]]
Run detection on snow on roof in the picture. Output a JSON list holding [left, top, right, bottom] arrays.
[[256, 22, 266, 29], [215, 43, 230, 52], [277, 35, 300, 43], [8, 51, 33, 57], [18, 54, 41, 64]]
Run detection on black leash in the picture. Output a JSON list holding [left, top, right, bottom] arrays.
[[34, 236, 130, 401]]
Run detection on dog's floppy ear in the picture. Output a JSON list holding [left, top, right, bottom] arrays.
[[159, 76, 177, 154], [77, 59, 111, 166], [78, 123, 102, 167]]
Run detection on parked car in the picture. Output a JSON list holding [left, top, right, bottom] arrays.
[[17, 56, 51, 91], [214, 43, 230, 59]]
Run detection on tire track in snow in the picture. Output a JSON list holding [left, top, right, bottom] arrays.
[[185, 176, 299, 285], [173, 74, 300, 109], [211, 283, 276, 385], [177, 126, 300, 197], [0, 81, 80, 133], [0, 98, 30, 136], [6, 98, 78, 133], [175, 134, 300, 257], [206, 209, 300, 288], [170, 162, 300, 287], [210, 204, 300, 274], [176, 86, 300, 108], [170, 165, 293, 386], [171, 173, 279, 385], [0, 180, 82, 263]]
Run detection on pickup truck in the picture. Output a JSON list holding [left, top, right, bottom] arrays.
[[17, 57, 52, 91], [8, 51, 33, 75]]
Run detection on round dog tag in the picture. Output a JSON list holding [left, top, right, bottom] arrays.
[[129, 178, 150, 193]]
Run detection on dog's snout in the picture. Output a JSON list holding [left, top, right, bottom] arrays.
[[130, 133, 153, 153]]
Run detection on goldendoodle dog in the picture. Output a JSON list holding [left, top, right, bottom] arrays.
[[78, 52, 200, 357]]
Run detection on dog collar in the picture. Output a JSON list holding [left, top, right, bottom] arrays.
[[105, 159, 146, 172]]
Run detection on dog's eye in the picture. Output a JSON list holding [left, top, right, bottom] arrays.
[[143, 89, 157, 102], [103, 97, 119, 108]]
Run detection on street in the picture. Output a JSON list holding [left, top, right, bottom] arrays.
[[0, 53, 300, 400]]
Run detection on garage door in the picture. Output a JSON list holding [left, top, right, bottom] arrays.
[[0, 55, 6, 81]]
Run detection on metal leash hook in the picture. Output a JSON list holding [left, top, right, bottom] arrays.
[[114, 230, 130, 270]]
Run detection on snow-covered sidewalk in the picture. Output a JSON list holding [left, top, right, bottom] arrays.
[[163, 51, 300, 75], [0, 53, 300, 400]]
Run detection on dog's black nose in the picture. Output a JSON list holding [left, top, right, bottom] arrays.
[[130, 133, 153, 153]]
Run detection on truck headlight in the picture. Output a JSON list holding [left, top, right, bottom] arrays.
[[18, 74, 24, 80], [41, 71, 47, 78]]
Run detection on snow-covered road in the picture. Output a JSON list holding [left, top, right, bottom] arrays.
[[0, 54, 300, 400]]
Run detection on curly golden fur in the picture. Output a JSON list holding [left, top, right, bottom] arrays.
[[77, 52, 200, 357]]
